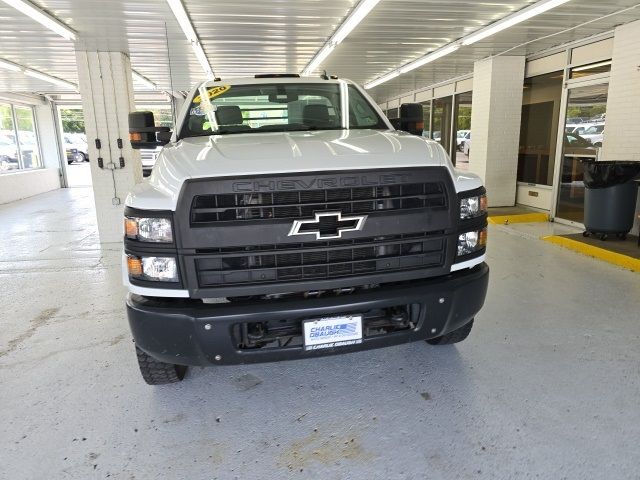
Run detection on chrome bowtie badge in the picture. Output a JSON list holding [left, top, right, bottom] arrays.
[[288, 211, 367, 240]]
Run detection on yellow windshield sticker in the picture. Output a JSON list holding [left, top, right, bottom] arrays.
[[194, 85, 230, 103]]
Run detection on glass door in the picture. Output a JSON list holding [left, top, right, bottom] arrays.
[[553, 82, 608, 224]]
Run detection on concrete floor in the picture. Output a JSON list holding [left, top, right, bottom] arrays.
[[1, 187, 639, 480]]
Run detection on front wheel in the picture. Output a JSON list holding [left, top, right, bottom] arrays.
[[135, 346, 187, 385], [427, 319, 474, 345]]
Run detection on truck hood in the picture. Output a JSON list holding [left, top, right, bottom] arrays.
[[127, 129, 482, 210]]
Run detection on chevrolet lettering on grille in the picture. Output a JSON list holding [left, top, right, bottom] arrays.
[[288, 211, 367, 240]]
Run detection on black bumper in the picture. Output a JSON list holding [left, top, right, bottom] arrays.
[[127, 263, 489, 366]]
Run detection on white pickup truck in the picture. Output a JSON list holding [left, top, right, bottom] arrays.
[[124, 74, 489, 384]]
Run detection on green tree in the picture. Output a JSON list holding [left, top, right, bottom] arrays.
[[60, 108, 85, 134]]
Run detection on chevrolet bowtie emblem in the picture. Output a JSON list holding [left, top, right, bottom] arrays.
[[288, 211, 367, 240]]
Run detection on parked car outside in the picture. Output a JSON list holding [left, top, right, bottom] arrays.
[[565, 123, 591, 136], [581, 123, 605, 147], [140, 147, 161, 177], [0, 132, 37, 168], [462, 134, 471, 156], [63, 134, 89, 164], [0, 135, 19, 171], [456, 130, 471, 150]]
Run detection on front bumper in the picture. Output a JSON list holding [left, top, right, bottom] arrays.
[[127, 263, 489, 366]]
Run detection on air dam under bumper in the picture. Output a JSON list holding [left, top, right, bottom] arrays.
[[127, 263, 489, 366]]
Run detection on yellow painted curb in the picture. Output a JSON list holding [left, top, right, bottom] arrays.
[[542, 235, 640, 272], [488, 212, 550, 225]]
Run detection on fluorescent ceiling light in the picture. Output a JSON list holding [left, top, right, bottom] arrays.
[[399, 44, 460, 74], [1, 56, 76, 89], [24, 69, 77, 90], [0, 58, 22, 72], [302, 0, 381, 76], [364, 0, 572, 89], [192, 42, 214, 79], [364, 44, 459, 89], [364, 70, 399, 90], [462, 0, 572, 45], [165, 0, 198, 42], [132, 71, 157, 90], [0, 0, 76, 41], [332, 0, 381, 45], [302, 44, 335, 77], [165, 0, 214, 77], [572, 60, 611, 72]]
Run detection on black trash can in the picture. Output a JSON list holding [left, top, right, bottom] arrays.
[[581, 160, 640, 240]]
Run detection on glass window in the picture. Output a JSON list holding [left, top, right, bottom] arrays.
[[181, 82, 387, 138], [556, 83, 607, 223], [15, 106, 41, 169], [0, 104, 19, 172], [432, 96, 453, 160], [517, 72, 563, 185], [569, 61, 611, 80], [454, 91, 472, 169], [348, 85, 383, 128], [420, 102, 431, 138], [0, 104, 41, 173]]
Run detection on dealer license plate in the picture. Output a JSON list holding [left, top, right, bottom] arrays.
[[303, 315, 363, 351]]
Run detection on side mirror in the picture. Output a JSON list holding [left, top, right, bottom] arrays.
[[128, 111, 172, 149], [399, 103, 424, 136]]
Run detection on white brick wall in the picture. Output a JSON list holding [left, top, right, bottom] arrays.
[[76, 51, 142, 243], [469, 56, 525, 207], [601, 20, 640, 162]]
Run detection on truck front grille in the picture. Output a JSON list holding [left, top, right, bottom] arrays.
[[194, 232, 446, 287], [176, 168, 457, 296], [191, 182, 446, 224]]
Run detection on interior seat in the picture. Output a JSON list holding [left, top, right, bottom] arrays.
[[303, 104, 331, 129]]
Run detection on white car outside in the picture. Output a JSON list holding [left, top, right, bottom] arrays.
[[565, 123, 591, 136], [462, 135, 471, 156], [456, 130, 471, 150], [581, 123, 605, 146]]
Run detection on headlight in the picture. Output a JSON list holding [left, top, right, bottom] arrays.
[[125, 216, 173, 242], [127, 255, 178, 282], [457, 228, 487, 257], [460, 193, 487, 219]]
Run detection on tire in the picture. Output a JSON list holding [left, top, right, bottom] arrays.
[[76, 152, 87, 162], [135, 346, 187, 385], [67, 159, 73, 165], [427, 319, 474, 345]]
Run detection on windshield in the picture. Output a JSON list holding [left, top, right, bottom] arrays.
[[180, 82, 387, 137], [585, 125, 604, 134]]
